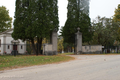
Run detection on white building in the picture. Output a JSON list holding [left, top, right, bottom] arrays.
[[0, 29, 26, 55]]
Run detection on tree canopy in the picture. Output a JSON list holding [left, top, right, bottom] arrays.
[[113, 4, 120, 23], [61, 0, 92, 44], [0, 6, 12, 32], [57, 37, 64, 53], [113, 4, 120, 41], [12, 0, 59, 55], [90, 16, 119, 46]]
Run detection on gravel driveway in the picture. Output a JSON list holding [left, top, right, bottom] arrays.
[[1, 55, 120, 80]]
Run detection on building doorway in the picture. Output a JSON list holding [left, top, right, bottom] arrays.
[[13, 45, 17, 51]]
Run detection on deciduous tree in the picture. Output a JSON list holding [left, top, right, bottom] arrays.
[[0, 6, 12, 32], [113, 4, 120, 23], [113, 4, 120, 41], [57, 37, 64, 53], [90, 16, 119, 46]]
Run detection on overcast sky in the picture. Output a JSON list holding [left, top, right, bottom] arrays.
[[0, 0, 120, 27]]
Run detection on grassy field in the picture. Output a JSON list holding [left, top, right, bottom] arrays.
[[0, 54, 74, 71]]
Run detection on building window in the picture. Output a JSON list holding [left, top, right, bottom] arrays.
[[8, 45, 9, 49], [21, 45, 23, 49]]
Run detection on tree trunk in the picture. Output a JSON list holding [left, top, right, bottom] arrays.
[[36, 38, 39, 56], [37, 37, 43, 55], [39, 38, 42, 54], [31, 39, 36, 54], [98, 34, 100, 45], [117, 46, 118, 53]]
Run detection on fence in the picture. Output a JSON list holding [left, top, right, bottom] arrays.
[[1, 44, 119, 55], [102, 46, 120, 53], [0, 44, 39, 55]]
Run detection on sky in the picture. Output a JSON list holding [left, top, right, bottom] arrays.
[[0, 0, 120, 27]]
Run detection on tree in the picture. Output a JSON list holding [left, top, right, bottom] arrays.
[[90, 16, 119, 46], [113, 4, 120, 41], [57, 37, 64, 53], [0, 6, 12, 32], [12, 0, 59, 55], [61, 0, 92, 44], [113, 4, 120, 23]]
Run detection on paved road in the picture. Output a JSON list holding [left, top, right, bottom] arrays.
[[1, 55, 120, 80]]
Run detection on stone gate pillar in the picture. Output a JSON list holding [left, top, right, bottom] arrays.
[[51, 28, 58, 55], [43, 28, 58, 55], [75, 27, 82, 54]]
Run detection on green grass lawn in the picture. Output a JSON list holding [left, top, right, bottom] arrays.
[[0, 55, 74, 71], [58, 53, 74, 55]]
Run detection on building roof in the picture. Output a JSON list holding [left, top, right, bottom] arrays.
[[0, 29, 13, 35]]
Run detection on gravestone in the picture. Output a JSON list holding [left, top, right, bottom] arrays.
[[75, 27, 82, 54]]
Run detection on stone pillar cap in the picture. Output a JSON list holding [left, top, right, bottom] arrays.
[[77, 27, 80, 32]]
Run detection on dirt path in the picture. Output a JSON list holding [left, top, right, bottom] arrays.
[[1, 55, 120, 80]]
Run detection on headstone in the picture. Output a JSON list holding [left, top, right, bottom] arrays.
[[62, 50, 64, 53], [72, 48, 74, 53], [75, 27, 82, 54]]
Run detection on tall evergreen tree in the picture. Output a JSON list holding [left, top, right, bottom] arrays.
[[62, 0, 92, 44], [12, 0, 59, 55], [12, 0, 29, 40]]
